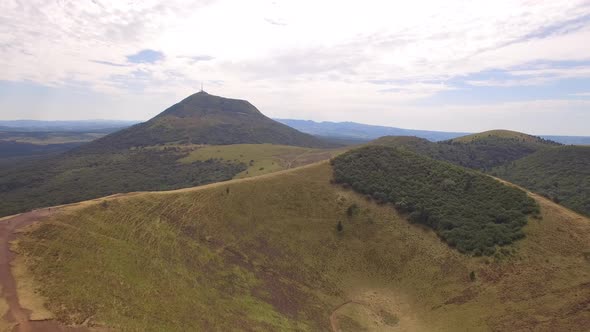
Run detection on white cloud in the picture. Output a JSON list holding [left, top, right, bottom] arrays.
[[1, 0, 590, 134]]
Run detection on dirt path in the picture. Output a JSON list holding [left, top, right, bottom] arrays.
[[0, 208, 88, 332], [329, 300, 354, 332]]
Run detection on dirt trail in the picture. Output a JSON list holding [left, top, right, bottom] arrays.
[[329, 300, 357, 332], [0, 208, 88, 332]]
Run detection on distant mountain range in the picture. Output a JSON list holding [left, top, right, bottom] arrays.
[[275, 119, 590, 145], [2, 118, 588, 145]]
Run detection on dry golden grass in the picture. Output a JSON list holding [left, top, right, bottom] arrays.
[[178, 143, 344, 178]]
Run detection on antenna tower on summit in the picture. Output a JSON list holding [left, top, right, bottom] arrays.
[[200, 82, 204, 92]]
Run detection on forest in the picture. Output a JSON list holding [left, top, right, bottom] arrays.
[[0, 148, 246, 217], [331, 145, 539, 255]]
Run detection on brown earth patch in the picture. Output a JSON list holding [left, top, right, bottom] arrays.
[[0, 209, 92, 332]]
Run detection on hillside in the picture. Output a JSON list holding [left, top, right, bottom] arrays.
[[0, 92, 338, 217], [450, 129, 560, 146], [494, 145, 590, 216], [372, 133, 589, 218], [332, 146, 538, 255], [9, 161, 590, 331], [372, 130, 560, 170], [0, 143, 339, 217], [83, 92, 331, 152]]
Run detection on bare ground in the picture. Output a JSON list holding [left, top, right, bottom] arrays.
[[0, 208, 89, 332]]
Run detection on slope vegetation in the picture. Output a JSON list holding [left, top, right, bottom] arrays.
[[373, 130, 560, 171], [12, 162, 590, 331], [0, 143, 340, 217], [0, 92, 336, 217], [494, 145, 590, 216], [450, 129, 559, 145], [332, 146, 538, 255]]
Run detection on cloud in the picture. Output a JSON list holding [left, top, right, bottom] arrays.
[[126, 49, 165, 64], [465, 61, 590, 87], [264, 18, 287, 26], [1, 0, 590, 134], [178, 55, 215, 63], [90, 60, 129, 67]]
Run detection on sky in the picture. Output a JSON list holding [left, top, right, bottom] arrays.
[[1, 0, 590, 135]]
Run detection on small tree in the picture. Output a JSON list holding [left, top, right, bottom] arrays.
[[337, 221, 343, 232], [469, 271, 476, 282]]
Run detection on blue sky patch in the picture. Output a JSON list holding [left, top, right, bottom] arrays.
[[126, 49, 165, 64]]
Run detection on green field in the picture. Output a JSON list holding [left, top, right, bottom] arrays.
[[14, 162, 590, 331], [0, 132, 105, 145], [179, 143, 341, 178]]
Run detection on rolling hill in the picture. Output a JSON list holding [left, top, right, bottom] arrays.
[[8, 156, 590, 331], [371, 131, 589, 217], [332, 146, 539, 255], [0, 92, 337, 217], [372, 130, 560, 171], [449, 129, 560, 146]]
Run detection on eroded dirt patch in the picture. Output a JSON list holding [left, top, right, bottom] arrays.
[[0, 209, 91, 332], [330, 288, 427, 332]]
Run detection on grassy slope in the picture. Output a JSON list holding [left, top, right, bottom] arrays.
[[14, 162, 590, 331], [179, 143, 342, 178], [494, 145, 590, 216], [0, 143, 340, 217]]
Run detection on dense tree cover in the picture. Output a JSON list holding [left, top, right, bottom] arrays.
[[494, 146, 590, 216], [372, 134, 559, 171], [0, 141, 83, 159], [332, 146, 539, 255], [0, 148, 245, 217]]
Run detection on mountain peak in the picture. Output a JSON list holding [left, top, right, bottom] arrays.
[[80, 92, 332, 152]]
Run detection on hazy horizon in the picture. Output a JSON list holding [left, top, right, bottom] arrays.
[[2, 1, 590, 135]]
